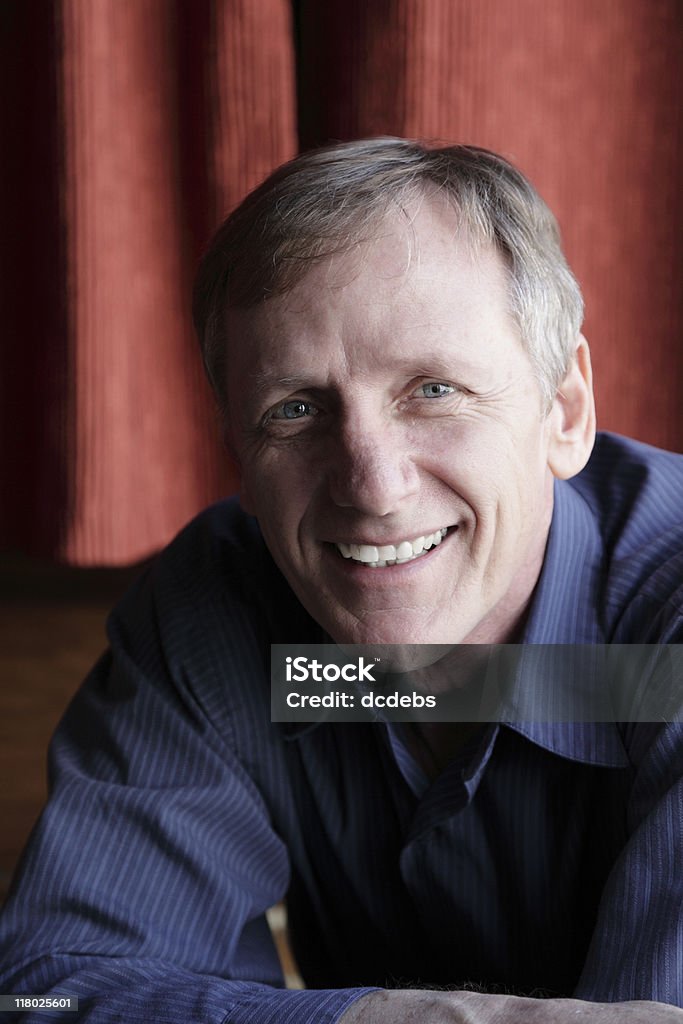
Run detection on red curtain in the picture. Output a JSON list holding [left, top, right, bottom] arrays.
[[1, 0, 681, 566]]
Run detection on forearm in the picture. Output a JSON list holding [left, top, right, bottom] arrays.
[[339, 989, 683, 1023], [1, 955, 371, 1024]]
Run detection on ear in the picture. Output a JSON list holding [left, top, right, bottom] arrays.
[[547, 335, 596, 480]]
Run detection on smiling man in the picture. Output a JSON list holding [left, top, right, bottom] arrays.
[[1, 140, 682, 1023], [225, 197, 590, 652]]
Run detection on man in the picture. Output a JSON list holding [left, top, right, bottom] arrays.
[[1, 139, 682, 1022]]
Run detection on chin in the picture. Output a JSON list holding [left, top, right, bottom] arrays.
[[325, 611, 473, 654]]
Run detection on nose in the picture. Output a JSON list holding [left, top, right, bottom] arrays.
[[326, 420, 420, 516]]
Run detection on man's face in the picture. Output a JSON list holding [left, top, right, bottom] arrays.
[[227, 200, 559, 647]]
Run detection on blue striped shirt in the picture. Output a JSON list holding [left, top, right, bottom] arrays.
[[1, 432, 682, 1021]]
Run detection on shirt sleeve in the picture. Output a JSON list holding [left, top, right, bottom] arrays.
[[0, 569, 371, 1023], [572, 720, 683, 1007]]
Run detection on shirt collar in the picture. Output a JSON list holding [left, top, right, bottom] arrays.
[[523, 478, 605, 645]]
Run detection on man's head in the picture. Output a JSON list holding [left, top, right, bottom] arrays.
[[193, 139, 595, 646]]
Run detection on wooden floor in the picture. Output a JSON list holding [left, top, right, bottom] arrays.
[[0, 551, 302, 985]]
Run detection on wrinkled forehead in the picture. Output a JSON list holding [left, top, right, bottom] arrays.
[[227, 189, 498, 312], [224, 200, 516, 393], [257, 196, 504, 321]]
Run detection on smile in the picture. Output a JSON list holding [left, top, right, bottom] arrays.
[[335, 527, 450, 568]]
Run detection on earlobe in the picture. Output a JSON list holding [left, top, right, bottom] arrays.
[[547, 335, 597, 480]]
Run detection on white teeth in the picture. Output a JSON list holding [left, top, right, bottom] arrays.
[[335, 527, 452, 567]]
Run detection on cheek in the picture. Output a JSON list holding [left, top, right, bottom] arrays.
[[240, 450, 288, 505], [238, 459, 273, 519], [440, 434, 547, 545], [240, 457, 313, 546], [423, 423, 510, 512]]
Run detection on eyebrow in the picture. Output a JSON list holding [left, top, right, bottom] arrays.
[[249, 353, 487, 395], [248, 373, 318, 399]]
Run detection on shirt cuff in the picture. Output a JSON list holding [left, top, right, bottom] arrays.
[[221, 984, 377, 1024]]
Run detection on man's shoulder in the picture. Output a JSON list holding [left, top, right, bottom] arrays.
[[156, 495, 271, 597], [571, 432, 683, 561], [573, 432, 683, 535], [139, 495, 308, 631], [104, 498, 317, 752], [571, 432, 683, 639]]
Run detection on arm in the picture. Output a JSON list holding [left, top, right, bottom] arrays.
[[0, 573, 370, 1023], [572, 720, 683, 1005], [340, 990, 683, 1022], [341, 718, 683, 1023]]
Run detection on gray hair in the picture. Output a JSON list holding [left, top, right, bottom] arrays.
[[193, 137, 583, 413]]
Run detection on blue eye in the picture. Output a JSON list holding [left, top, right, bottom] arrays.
[[273, 400, 317, 420], [421, 382, 454, 398]]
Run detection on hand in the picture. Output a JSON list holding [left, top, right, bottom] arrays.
[[339, 989, 683, 1023]]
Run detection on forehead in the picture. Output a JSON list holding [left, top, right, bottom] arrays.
[[229, 198, 511, 344]]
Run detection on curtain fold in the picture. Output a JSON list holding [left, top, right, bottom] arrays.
[[1, 0, 681, 565]]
